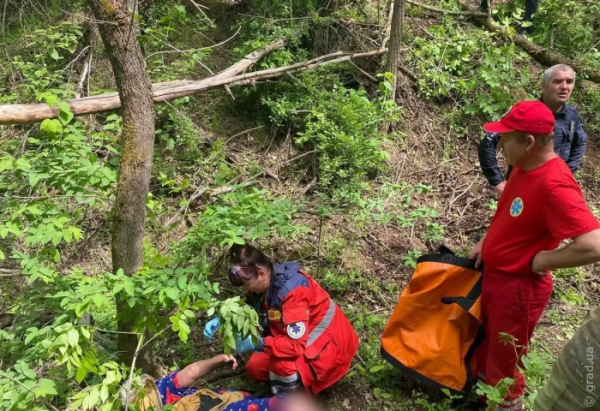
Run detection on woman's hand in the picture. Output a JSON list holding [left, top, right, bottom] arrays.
[[203, 317, 221, 341]]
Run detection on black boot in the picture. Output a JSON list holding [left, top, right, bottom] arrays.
[[477, 0, 488, 13]]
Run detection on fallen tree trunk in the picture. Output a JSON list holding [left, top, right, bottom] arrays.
[[0, 42, 386, 125], [456, 0, 600, 84], [407, 0, 487, 17], [0, 38, 285, 125]]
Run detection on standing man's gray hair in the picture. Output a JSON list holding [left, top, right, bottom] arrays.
[[542, 64, 576, 85]]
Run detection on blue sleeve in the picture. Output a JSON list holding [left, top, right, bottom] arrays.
[[478, 132, 504, 187], [566, 114, 587, 173]]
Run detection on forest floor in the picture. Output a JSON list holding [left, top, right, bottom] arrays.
[[154, 52, 600, 411], [2, 0, 600, 410]]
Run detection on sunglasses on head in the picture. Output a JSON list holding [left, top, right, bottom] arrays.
[[228, 265, 257, 286]]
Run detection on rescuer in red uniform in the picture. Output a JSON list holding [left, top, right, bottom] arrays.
[[215, 243, 358, 395], [469, 100, 600, 411]]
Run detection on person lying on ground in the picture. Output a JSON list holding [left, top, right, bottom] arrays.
[[204, 243, 358, 395], [119, 353, 324, 411]]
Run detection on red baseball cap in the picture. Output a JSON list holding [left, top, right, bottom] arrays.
[[484, 100, 555, 135]]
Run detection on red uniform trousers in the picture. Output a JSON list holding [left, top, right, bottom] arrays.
[[476, 270, 552, 411], [246, 352, 297, 383]]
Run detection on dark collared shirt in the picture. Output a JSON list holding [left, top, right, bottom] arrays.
[[478, 101, 588, 186]]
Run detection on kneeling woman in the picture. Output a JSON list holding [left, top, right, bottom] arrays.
[[227, 243, 358, 394]]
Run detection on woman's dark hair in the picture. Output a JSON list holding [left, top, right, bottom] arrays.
[[228, 244, 273, 287]]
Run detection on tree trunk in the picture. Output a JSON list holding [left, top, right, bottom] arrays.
[[88, 0, 159, 377], [385, 0, 405, 101]]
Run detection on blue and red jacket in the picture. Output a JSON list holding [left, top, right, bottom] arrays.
[[258, 262, 358, 393]]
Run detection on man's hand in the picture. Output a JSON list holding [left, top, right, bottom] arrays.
[[469, 238, 484, 268], [530, 229, 600, 273], [214, 354, 238, 369], [531, 251, 550, 275], [494, 181, 507, 195]]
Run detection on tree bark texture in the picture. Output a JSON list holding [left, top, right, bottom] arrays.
[[88, 0, 159, 376], [386, 0, 405, 101]]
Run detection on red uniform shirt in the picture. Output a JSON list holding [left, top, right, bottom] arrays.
[[482, 157, 599, 277]]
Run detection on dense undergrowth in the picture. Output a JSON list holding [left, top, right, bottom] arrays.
[[1, 0, 599, 410]]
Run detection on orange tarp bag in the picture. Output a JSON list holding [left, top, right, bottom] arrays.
[[380, 247, 484, 394]]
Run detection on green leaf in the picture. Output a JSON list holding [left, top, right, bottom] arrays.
[[63, 228, 73, 243], [58, 102, 74, 125], [123, 278, 135, 296], [369, 365, 385, 373], [39, 379, 58, 396], [0, 249, 4, 260], [178, 275, 187, 290], [24, 330, 37, 344], [50, 49, 59, 60], [100, 384, 109, 402], [28, 174, 40, 187], [165, 288, 179, 301], [22, 365, 37, 380], [75, 367, 87, 384], [87, 387, 100, 408], [183, 309, 195, 319], [67, 328, 79, 347], [52, 230, 63, 246], [178, 320, 191, 342], [206, 307, 215, 317], [81, 327, 91, 339], [16, 157, 31, 170]]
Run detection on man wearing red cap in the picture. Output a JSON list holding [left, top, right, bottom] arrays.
[[469, 100, 600, 411]]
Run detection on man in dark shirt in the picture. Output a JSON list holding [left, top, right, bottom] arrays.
[[478, 64, 587, 195]]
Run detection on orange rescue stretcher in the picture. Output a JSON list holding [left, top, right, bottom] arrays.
[[381, 247, 484, 394]]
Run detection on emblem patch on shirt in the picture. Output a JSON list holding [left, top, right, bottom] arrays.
[[287, 322, 306, 339], [268, 309, 282, 322], [510, 197, 524, 217]]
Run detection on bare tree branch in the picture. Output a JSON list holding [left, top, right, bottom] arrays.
[[0, 42, 388, 125]]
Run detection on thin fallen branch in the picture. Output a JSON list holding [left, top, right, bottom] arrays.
[[76, 51, 93, 98], [406, 0, 487, 17], [279, 150, 318, 166], [0, 268, 22, 276], [183, 0, 212, 23], [124, 332, 144, 411], [0, 42, 388, 125], [349, 60, 378, 82], [379, 0, 394, 52], [456, 0, 600, 84], [225, 125, 265, 144], [398, 64, 418, 82]]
